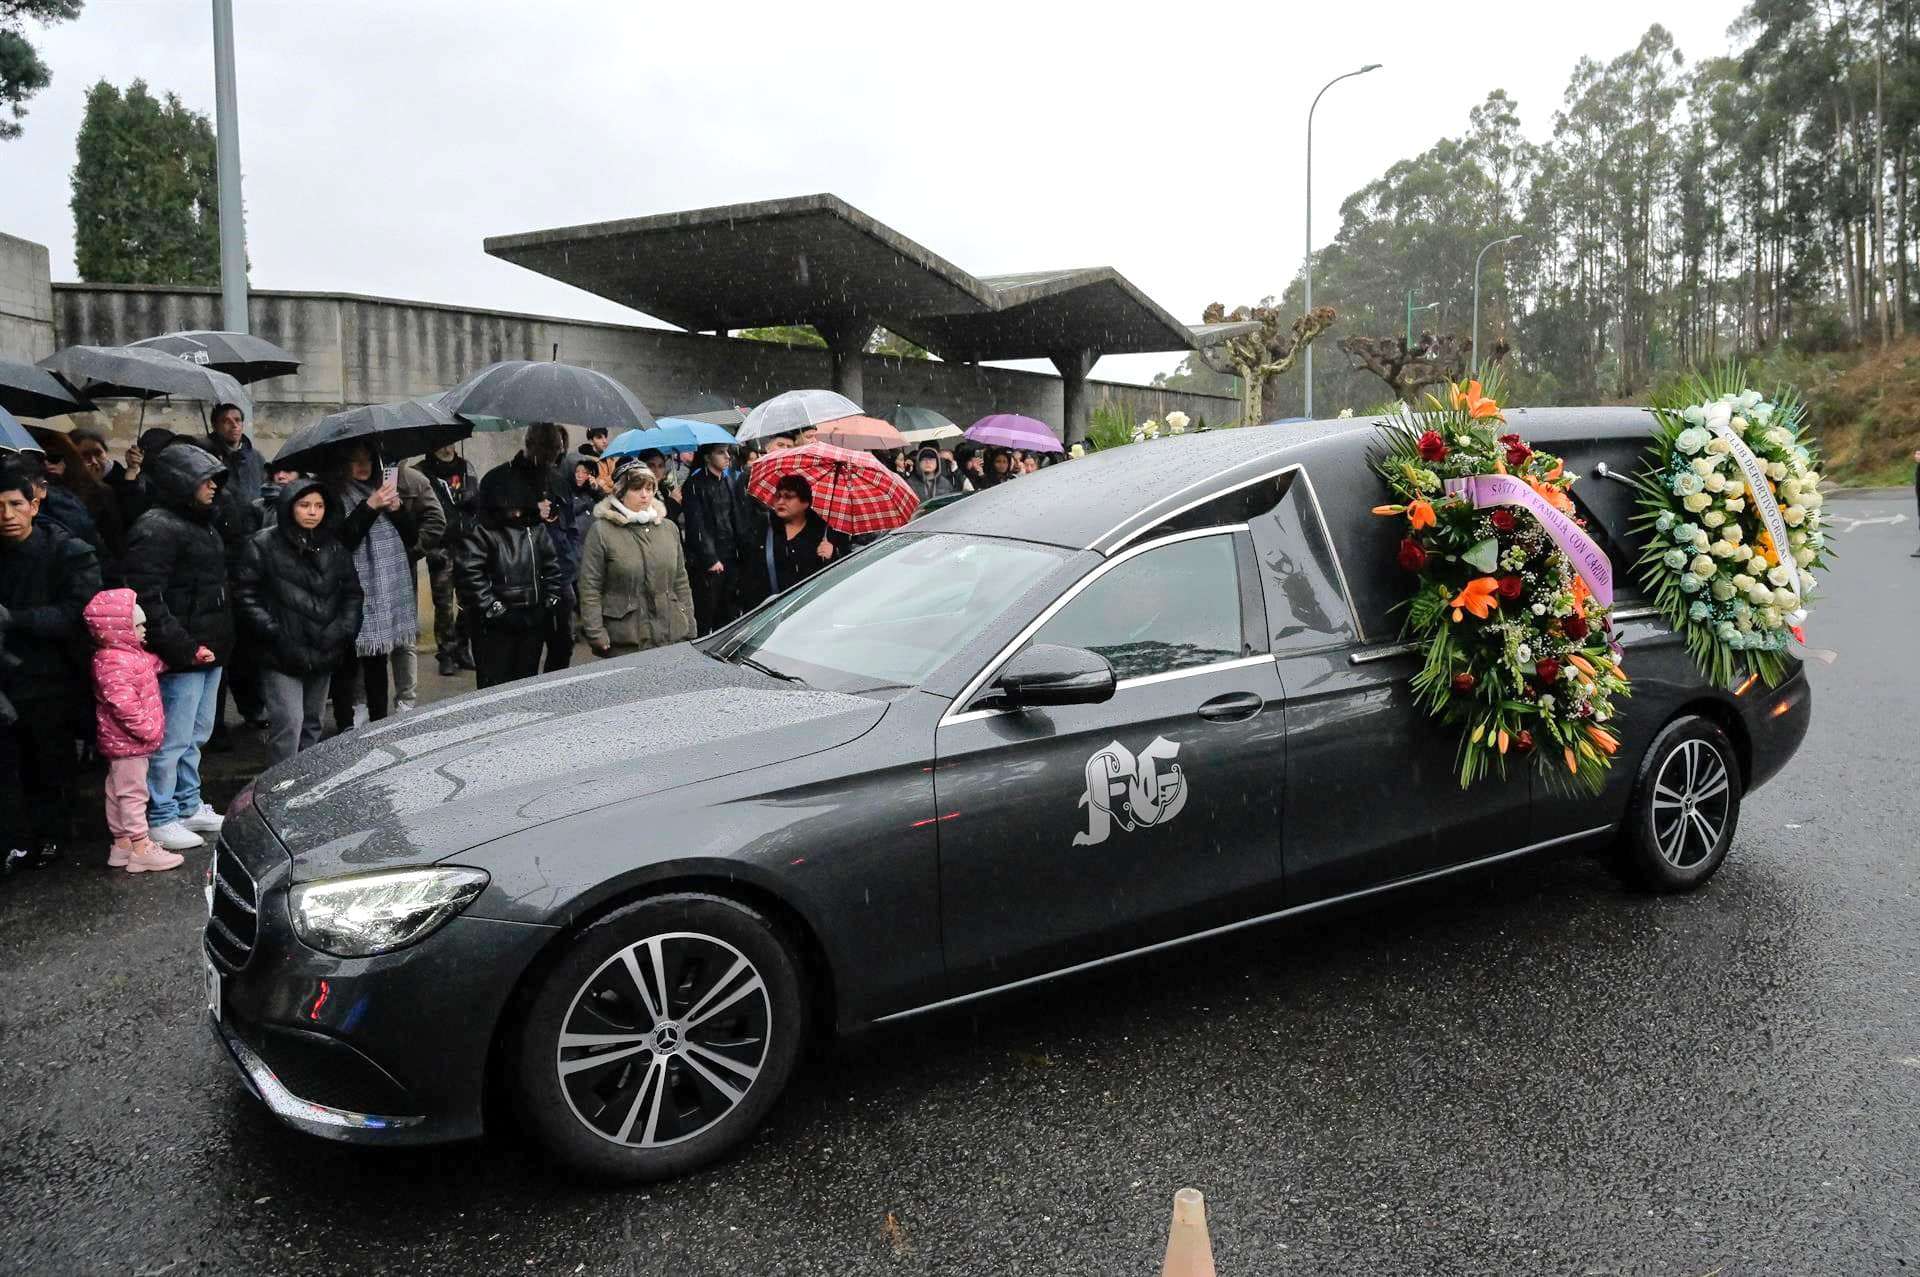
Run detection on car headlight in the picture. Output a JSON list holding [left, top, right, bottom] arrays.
[[288, 868, 490, 958]]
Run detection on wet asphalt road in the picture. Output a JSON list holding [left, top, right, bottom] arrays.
[[3, 492, 1917, 1277]]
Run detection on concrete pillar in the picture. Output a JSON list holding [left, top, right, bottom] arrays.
[[1050, 348, 1099, 446], [816, 320, 874, 407]]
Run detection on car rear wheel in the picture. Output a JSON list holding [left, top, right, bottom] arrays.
[[510, 893, 806, 1181], [1616, 716, 1743, 893]]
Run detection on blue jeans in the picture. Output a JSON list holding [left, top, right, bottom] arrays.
[[148, 668, 221, 826]]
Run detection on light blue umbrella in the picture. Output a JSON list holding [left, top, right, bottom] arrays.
[[0, 405, 44, 454], [603, 416, 737, 457]]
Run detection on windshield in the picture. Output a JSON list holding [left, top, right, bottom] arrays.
[[717, 533, 1068, 693]]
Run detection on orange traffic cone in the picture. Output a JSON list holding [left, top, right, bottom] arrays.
[[1160, 1187, 1218, 1277]]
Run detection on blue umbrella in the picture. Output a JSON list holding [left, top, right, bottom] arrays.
[[603, 416, 737, 457], [0, 405, 44, 454]]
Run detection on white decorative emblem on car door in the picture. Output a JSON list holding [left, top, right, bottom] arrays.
[[1073, 736, 1188, 847]]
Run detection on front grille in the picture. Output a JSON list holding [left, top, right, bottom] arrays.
[[204, 839, 259, 973]]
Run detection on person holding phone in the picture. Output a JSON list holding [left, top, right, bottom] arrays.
[[324, 443, 418, 730]]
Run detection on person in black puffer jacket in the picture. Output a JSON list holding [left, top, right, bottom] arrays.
[[0, 459, 102, 872], [235, 479, 363, 764], [121, 442, 233, 851], [454, 464, 565, 689]]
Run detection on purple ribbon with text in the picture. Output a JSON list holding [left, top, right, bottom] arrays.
[[1443, 473, 1614, 609]]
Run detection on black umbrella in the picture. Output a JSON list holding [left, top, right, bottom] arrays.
[[0, 358, 91, 418], [659, 391, 747, 428], [437, 360, 657, 432], [39, 345, 251, 411], [130, 330, 301, 385], [273, 398, 471, 472]]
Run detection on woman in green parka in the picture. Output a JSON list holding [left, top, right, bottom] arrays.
[[578, 461, 696, 658]]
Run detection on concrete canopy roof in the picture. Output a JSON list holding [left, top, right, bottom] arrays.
[[484, 194, 1255, 363]]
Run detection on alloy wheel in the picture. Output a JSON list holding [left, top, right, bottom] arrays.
[[1650, 738, 1732, 869], [555, 931, 771, 1148]]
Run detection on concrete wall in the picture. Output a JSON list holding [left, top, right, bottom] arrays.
[[50, 282, 1239, 471], [0, 232, 56, 362]]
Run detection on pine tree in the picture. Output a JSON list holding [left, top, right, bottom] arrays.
[[69, 78, 223, 285]]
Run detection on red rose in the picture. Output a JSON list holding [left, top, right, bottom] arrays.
[[1416, 430, 1449, 462], [1563, 614, 1590, 641], [1396, 538, 1429, 573], [1451, 672, 1476, 694], [1535, 657, 1561, 685], [1513, 730, 1535, 753], [1490, 509, 1516, 533], [1505, 443, 1531, 467], [1497, 575, 1524, 600]]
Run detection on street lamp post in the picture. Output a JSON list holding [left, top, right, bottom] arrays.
[[1472, 234, 1524, 376], [1303, 62, 1381, 420], [1405, 289, 1439, 349], [211, 0, 248, 335]]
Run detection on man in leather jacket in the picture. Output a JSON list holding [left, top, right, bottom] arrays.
[[681, 443, 746, 636]]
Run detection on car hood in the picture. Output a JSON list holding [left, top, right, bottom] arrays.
[[253, 645, 886, 882]]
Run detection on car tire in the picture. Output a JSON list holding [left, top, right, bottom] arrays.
[[1615, 715, 1743, 893], [509, 892, 807, 1182]]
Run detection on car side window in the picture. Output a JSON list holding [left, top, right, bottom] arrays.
[[1026, 534, 1244, 683], [1247, 473, 1358, 654]]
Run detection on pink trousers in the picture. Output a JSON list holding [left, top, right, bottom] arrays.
[[105, 756, 151, 845]]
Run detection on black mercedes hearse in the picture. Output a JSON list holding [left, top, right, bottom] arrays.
[[204, 407, 1811, 1179]]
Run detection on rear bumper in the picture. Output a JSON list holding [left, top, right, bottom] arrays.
[[1745, 666, 1812, 793]]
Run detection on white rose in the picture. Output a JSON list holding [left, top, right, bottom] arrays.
[[1767, 565, 1792, 587], [1747, 584, 1773, 606], [1788, 529, 1807, 546], [1710, 578, 1737, 601], [1683, 492, 1713, 512], [1710, 539, 1738, 558], [1794, 547, 1815, 567], [1757, 606, 1780, 629], [1767, 461, 1788, 482], [1722, 496, 1745, 513], [1531, 602, 1547, 616], [1691, 554, 1717, 578], [1706, 437, 1732, 455], [1779, 479, 1801, 503], [1165, 411, 1190, 431], [1702, 510, 1725, 529], [1738, 389, 1763, 410], [1746, 555, 1769, 576], [1705, 401, 1733, 428], [1783, 505, 1805, 526], [1722, 524, 1744, 545], [1729, 416, 1749, 434], [1516, 643, 1533, 663], [1772, 588, 1798, 610], [1765, 428, 1792, 448], [1691, 457, 1718, 476], [1732, 574, 1754, 591], [1336, 407, 1353, 419], [1692, 527, 1711, 547], [1802, 488, 1823, 509]]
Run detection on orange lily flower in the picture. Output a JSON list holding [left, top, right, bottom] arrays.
[[1570, 575, 1591, 617], [1450, 577, 1501, 622], [1563, 746, 1579, 775], [1586, 726, 1619, 756], [1527, 476, 1575, 515], [1544, 458, 1564, 481], [1450, 379, 1500, 419], [1407, 499, 1436, 530], [1371, 503, 1406, 517], [1566, 653, 1598, 680]]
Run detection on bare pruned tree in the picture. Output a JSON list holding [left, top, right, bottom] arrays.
[[1202, 302, 1337, 424], [1337, 332, 1506, 404]]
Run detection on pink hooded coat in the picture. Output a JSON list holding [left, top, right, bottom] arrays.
[[84, 588, 169, 760]]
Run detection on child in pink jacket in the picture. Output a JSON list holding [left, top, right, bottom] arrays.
[[83, 589, 184, 873]]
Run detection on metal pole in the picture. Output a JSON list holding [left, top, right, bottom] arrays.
[[1302, 63, 1381, 420], [211, 0, 248, 334], [1472, 234, 1524, 375]]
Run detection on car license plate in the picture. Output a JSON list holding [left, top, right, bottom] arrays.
[[205, 957, 222, 1022]]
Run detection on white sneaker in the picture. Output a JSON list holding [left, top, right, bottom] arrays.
[[352, 703, 370, 728], [182, 804, 225, 834], [150, 821, 206, 852], [393, 698, 416, 714]]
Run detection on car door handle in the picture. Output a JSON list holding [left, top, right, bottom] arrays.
[[1196, 691, 1263, 723]]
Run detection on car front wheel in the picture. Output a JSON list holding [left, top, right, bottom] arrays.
[[510, 893, 806, 1181], [1616, 715, 1743, 892]]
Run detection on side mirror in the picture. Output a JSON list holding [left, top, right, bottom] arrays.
[[985, 643, 1116, 709]]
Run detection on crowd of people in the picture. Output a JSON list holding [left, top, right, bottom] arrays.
[[0, 408, 1059, 880]]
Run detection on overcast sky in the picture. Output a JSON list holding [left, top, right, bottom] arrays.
[[3, 0, 1747, 383]]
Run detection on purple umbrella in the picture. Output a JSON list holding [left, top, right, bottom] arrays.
[[964, 413, 1064, 454]]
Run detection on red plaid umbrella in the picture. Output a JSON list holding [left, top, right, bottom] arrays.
[[745, 441, 919, 535]]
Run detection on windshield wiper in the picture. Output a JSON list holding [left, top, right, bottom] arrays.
[[737, 654, 806, 686]]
